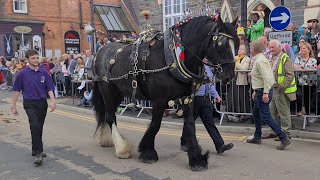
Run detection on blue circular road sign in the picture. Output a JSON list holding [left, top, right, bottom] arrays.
[[269, 6, 291, 31]]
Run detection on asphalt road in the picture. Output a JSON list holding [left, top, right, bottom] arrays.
[[0, 92, 320, 180]]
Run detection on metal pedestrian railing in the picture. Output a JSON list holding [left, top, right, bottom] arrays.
[[216, 69, 320, 130]]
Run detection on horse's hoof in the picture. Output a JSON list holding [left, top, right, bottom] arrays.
[[100, 143, 113, 148], [138, 149, 158, 164], [117, 152, 132, 159], [139, 159, 157, 164], [191, 165, 208, 172]]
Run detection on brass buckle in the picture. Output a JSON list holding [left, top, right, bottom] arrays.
[[212, 36, 218, 41], [216, 64, 223, 73], [132, 80, 138, 89]]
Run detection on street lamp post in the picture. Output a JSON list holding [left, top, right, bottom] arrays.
[[89, 0, 96, 54]]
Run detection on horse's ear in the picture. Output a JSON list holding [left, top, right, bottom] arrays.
[[231, 17, 238, 27], [217, 15, 224, 27]]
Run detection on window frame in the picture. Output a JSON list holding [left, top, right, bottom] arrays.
[[13, 0, 28, 14], [163, 0, 188, 30]]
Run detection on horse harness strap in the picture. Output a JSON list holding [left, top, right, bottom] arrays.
[[93, 32, 170, 104]]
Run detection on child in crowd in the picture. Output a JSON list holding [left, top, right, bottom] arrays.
[[251, 4, 265, 23]]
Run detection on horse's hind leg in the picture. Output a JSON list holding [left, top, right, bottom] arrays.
[[138, 102, 166, 163], [184, 106, 209, 171], [100, 83, 132, 159]]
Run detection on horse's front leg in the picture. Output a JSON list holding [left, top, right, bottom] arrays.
[[138, 102, 166, 163], [183, 106, 209, 171]]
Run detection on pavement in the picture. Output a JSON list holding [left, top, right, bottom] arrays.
[[1, 90, 320, 179]]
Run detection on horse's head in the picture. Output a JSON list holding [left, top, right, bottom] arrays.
[[176, 16, 239, 84], [205, 16, 239, 84]]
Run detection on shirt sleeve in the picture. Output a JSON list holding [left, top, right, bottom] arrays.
[[85, 90, 93, 100], [257, 60, 274, 93], [204, 65, 214, 79], [45, 72, 55, 92], [209, 84, 220, 99], [12, 72, 23, 92]]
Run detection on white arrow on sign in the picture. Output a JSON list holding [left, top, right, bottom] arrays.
[[271, 13, 289, 23]]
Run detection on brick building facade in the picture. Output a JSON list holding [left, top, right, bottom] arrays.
[[0, 0, 138, 59]]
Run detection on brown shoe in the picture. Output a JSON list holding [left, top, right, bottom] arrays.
[[262, 132, 277, 139], [276, 138, 291, 150]]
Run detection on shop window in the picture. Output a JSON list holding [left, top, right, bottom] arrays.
[[163, 0, 188, 30], [13, 0, 27, 14]]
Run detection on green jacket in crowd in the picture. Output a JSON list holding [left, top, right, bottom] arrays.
[[247, 20, 264, 42]]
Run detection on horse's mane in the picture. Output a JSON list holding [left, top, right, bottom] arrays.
[[175, 16, 215, 39]]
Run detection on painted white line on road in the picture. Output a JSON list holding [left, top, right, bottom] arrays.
[[291, 138, 320, 144]]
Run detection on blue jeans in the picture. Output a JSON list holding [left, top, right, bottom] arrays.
[[252, 89, 287, 140]]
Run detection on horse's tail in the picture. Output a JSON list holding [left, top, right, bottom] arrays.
[[92, 81, 106, 135]]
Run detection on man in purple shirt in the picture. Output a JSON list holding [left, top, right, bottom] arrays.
[[11, 49, 56, 166], [180, 65, 234, 154]]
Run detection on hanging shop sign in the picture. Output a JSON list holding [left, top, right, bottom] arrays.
[[64, 30, 81, 54], [13, 26, 32, 34]]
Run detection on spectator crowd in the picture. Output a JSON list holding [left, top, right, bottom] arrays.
[[229, 4, 320, 126], [0, 31, 138, 107]]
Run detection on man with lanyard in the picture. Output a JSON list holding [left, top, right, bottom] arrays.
[[11, 49, 56, 166], [180, 64, 234, 154], [269, 39, 296, 140]]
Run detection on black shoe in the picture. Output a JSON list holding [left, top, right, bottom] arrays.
[[34, 154, 43, 166], [180, 145, 189, 152], [246, 137, 262, 144], [276, 138, 291, 150], [217, 143, 234, 154], [32, 152, 46, 157]]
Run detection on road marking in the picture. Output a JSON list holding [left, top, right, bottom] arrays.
[[54, 110, 246, 141], [3, 98, 247, 141]]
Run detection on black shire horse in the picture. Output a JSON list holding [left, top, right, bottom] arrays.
[[92, 15, 239, 171]]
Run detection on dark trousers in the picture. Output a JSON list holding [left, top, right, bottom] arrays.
[[23, 99, 48, 155], [296, 85, 316, 114], [65, 76, 71, 96], [181, 96, 224, 151], [252, 89, 286, 140]]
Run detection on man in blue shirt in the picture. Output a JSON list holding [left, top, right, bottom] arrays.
[[11, 49, 56, 166], [180, 65, 234, 154]]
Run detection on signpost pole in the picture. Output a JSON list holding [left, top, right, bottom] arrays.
[[240, 0, 247, 28]]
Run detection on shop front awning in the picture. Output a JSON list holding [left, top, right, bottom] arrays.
[[94, 4, 134, 32]]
